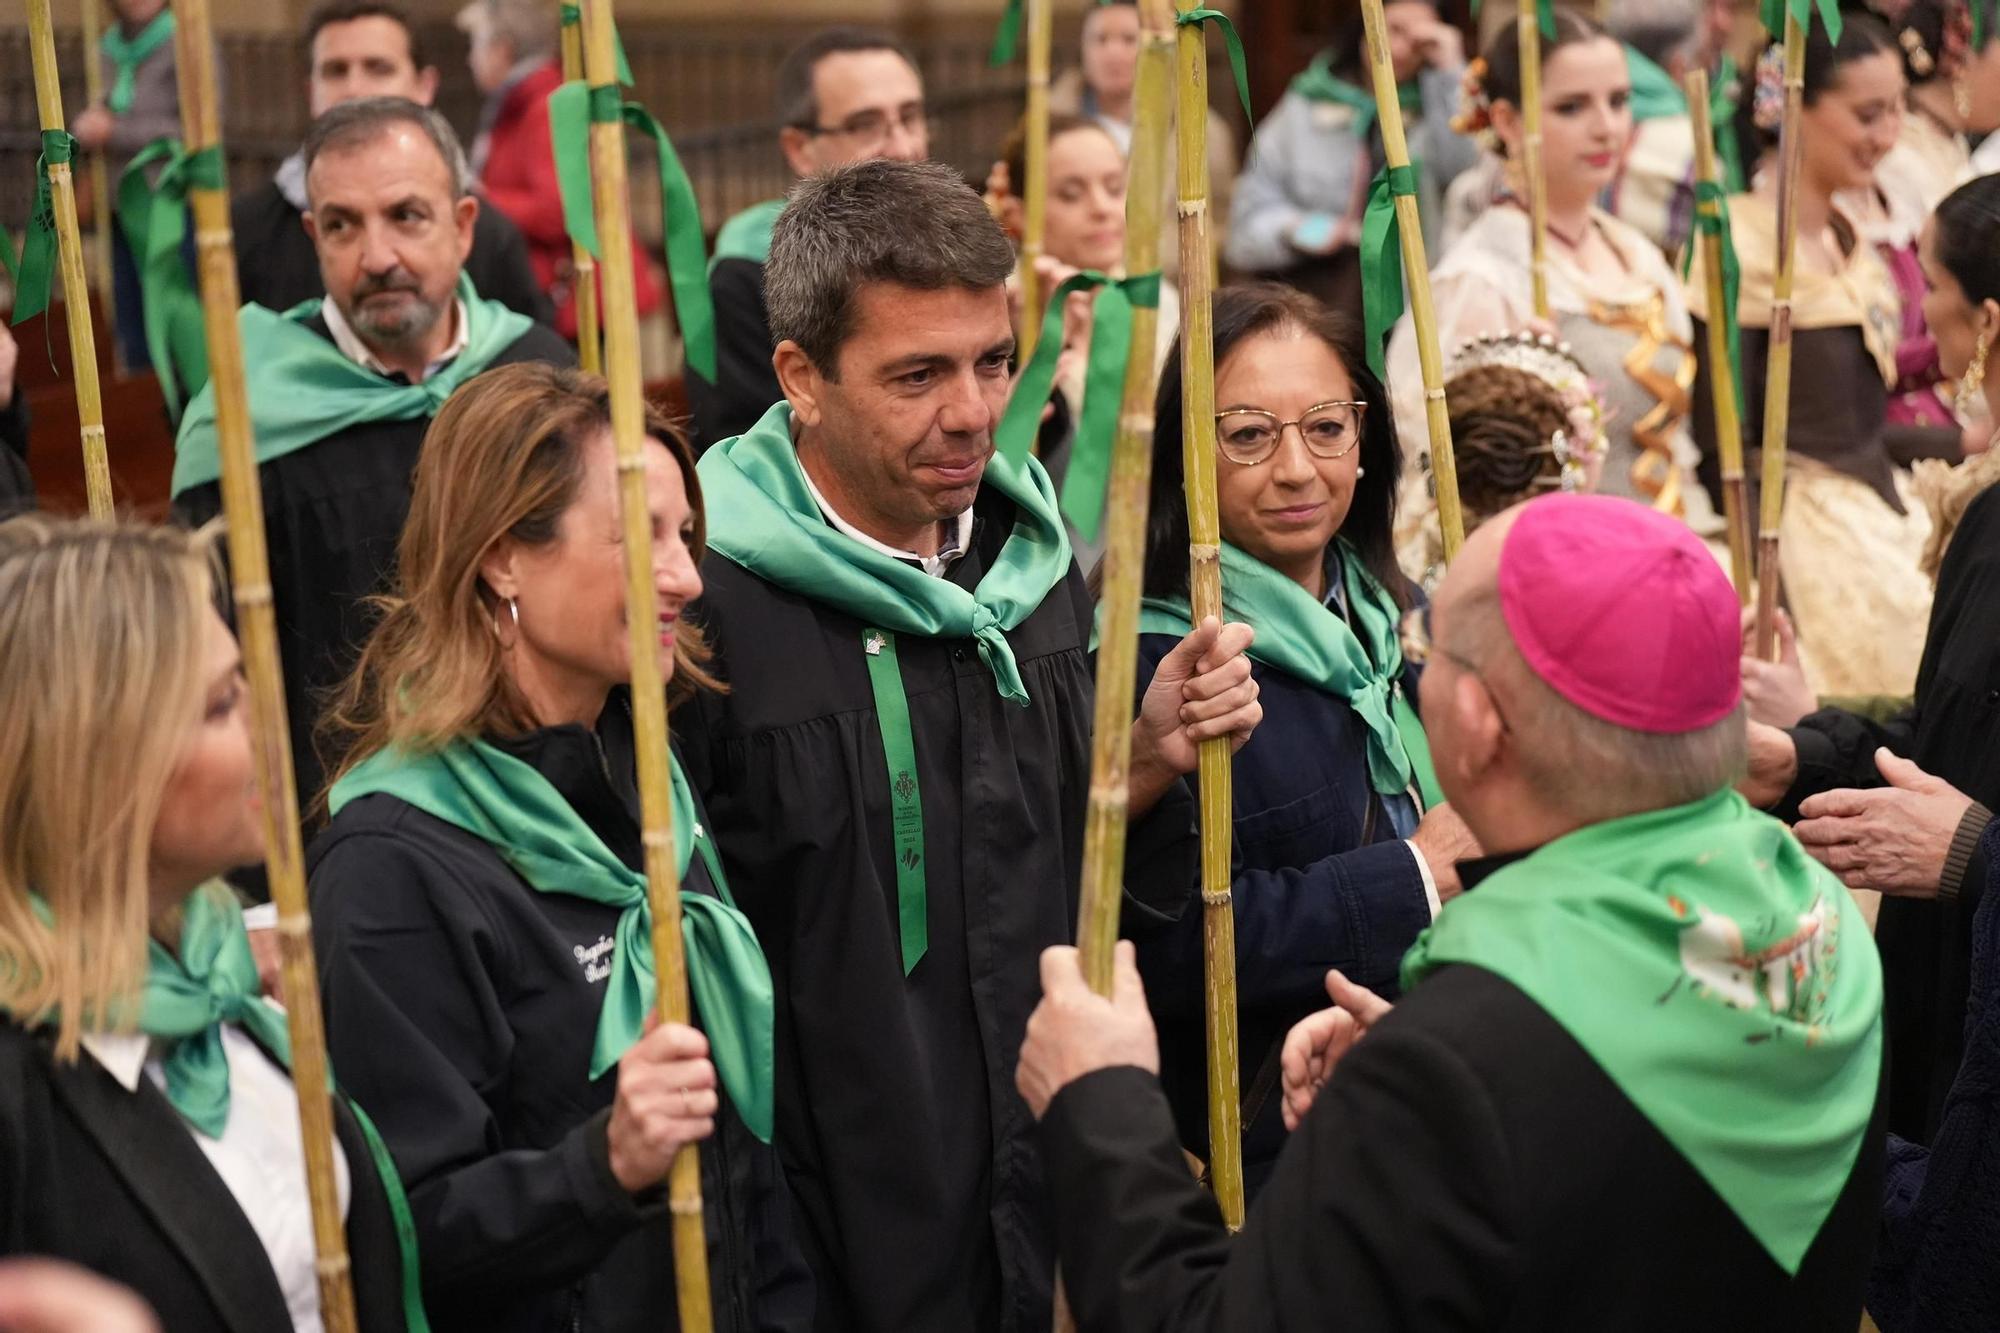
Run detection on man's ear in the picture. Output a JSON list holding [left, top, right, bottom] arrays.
[[302, 209, 319, 242], [415, 64, 442, 107], [1449, 670, 1506, 785], [773, 340, 828, 427], [779, 127, 817, 179], [454, 193, 479, 263]]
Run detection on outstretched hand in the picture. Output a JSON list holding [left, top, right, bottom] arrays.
[[1740, 607, 1817, 729], [1280, 970, 1392, 1132], [1792, 749, 1976, 896], [1016, 941, 1160, 1120]]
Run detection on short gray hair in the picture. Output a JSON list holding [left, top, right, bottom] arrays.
[[1444, 581, 1748, 823], [765, 159, 1016, 377], [1603, 0, 1704, 70], [303, 97, 473, 200], [456, 0, 557, 63]]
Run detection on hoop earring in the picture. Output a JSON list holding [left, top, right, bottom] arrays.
[[1956, 329, 1992, 418], [492, 596, 520, 647]]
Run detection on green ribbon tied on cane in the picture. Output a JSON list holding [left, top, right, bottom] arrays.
[[116, 140, 224, 417], [2, 131, 77, 326], [990, 0, 1025, 66], [1359, 164, 1418, 380], [1711, 55, 1748, 194], [556, 4, 635, 85], [1682, 179, 1746, 423], [1468, 0, 1555, 35], [994, 268, 1162, 542], [548, 82, 716, 381], [1758, 0, 1842, 42], [100, 9, 177, 114], [1173, 8, 1255, 122]]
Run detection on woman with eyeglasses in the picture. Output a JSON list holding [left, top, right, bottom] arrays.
[[1121, 282, 1477, 1199]]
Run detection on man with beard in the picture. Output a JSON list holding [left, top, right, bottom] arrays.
[[174, 97, 571, 819]]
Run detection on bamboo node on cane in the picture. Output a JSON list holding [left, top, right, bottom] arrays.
[[1177, 199, 1207, 219], [641, 829, 676, 852], [195, 227, 234, 247], [1189, 542, 1218, 561], [616, 455, 649, 474], [276, 911, 313, 940], [314, 1255, 353, 1280], [1119, 412, 1156, 436], [669, 1193, 706, 1216], [1424, 388, 1446, 403], [1088, 781, 1132, 814], [232, 582, 275, 609], [1200, 888, 1233, 907]]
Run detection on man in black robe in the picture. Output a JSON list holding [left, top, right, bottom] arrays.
[[685, 27, 928, 448], [231, 0, 550, 325], [681, 159, 1262, 1332], [175, 97, 570, 824], [1016, 495, 1887, 1332]]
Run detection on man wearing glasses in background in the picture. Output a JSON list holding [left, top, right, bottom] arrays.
[[688, 27, 931, 448]]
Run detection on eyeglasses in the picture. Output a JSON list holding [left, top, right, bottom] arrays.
[[1213, 400, 1367, 466], [801, 103, 928, 153]]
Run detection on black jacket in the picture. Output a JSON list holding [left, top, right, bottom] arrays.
[[309, 709, 812, 1333], [1042, 958, 1887, 1332], [0, 1019, 413, 1333], [172, 317, 573, 828], [0, 387, 30, 517], [683, 256, 777, 451], [1778, 480, 2000, 1143], [231, 177, 555, 326], [677, 484, 1199, 1333], [1131, 628, 1430, 1198]]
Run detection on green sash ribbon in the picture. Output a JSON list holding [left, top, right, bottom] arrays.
[[116, 139, 222, 417], [1128, 541, 1440, 806], [994, 268, 1163, 542], [1711, 56, 1747, 195], [556, 4, 634, 85], [1288, 54, 1421, 141], [171, 272, 532, 497], [1759, 0, 1842, 43], [100, 10, 176, 115], [330, 740, 775, 1141], [548, 82, 717, 381], [2, 131, 76, 326], [1682, 180, 1746, 422], [20, 889, 433, 1331], [1623, 45, 1687, 122], [1359, 163, 1418, 379], [1402, 789, 1883, 1274], [989, 0, 1025, 67], [1173, 9, 1254, 122], [699, 403, 1073, 974]]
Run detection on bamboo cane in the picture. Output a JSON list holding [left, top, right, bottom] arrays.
[[79, 0, 119, 355], [1686, 68, 1753, 603], [1171, 0, 1243, 1235], [1358, 0, 1465, 558], [27, 0, 114, 518], [167, 1, 356, 1328], [558, 0, 601, 374], [1518, 0, 1551, 318], [577, 3, 714, 1329], [1753, 14, 1805, 660], [1019, 0, 1054, 359]]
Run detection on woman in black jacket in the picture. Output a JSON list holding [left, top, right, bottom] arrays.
[[309, 363, 809, 1333], [1126, 283, 1476, 1197], [0, 515, 421, 1333]]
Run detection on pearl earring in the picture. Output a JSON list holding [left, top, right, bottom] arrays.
[[1356, 464, 1366, 478]]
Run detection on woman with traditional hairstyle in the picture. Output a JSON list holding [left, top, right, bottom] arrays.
[[1690, 11, 1958, 699], [309, 363, 809, 1332], [0, 516, 423, 1332], [1390, 9, 1719, 552], [1126, 283, 1477, 1198]]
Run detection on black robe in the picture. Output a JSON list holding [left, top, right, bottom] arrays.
[[171, 316, 573, 828], [677, 483, 1199, 1332], [231, 178, 555, 327], [1041, 955, 1887, 1332], [683, 255, 778, 451], [1777, 479, 2000, 1143]]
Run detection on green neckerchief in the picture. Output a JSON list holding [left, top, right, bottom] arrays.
[[698, 401, 1073, 972], [1128, 541, 1440, 807], [171, 273, 532, 498], [2, 131, 76, 326], [330, 739, 775, 1142], [100, 10, 176, 114], [1289, 53, 1420, 141], [1359, 164, 1419, 378], [1402, 789, 1882, 1274], [116, 139, 220, 418], [546, 82, 716, 381], [1711, 56, 1748, 195], [1623, 45, 1687, 122], [710, 198, 783, 271], [19, 888, 433, 1332]]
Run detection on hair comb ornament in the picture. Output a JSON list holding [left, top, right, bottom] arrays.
[[1452, 56, 1495, 137], [1753, 43, 1787, 130], [1448, 330, 1610, 492]]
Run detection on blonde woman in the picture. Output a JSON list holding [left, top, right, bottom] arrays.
[[309, 363, 808, 1332], [0, 516, 421, 1332]]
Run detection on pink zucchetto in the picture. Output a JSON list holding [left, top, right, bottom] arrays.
[[1497, 494, 1741, 734]]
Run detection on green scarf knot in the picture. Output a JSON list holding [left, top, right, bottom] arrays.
[[171, 272, 533, 497], [1289, 53, 1421, 140], [1682, 179, 1746, 422], [116, 139, 224, 417], [994, 268, 1162, 542], [2, 131, 78, 326], [1127, 541, 1440, 805], [1173, 8, 1254, 122], [100, 10, 176, 114], [1359, 163, 1419, 379], [547, 81, 717, 381], [1402, 789, 1882, 1274], [330, 739, 776, 1142]]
